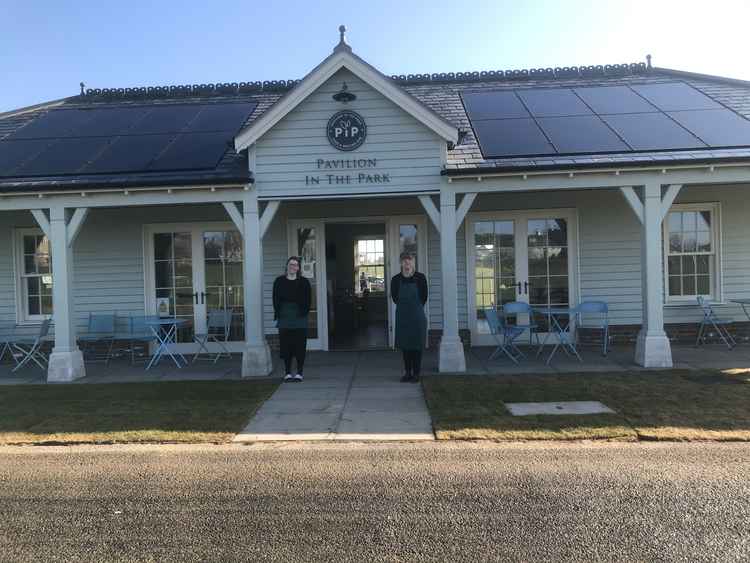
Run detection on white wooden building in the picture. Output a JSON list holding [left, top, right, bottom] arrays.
[[2, 28, 750, 381]]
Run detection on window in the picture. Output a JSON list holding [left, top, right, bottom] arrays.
[[664, 204, 720, 302], [354, 238, 385, 294], [16, 229, 53, 322]]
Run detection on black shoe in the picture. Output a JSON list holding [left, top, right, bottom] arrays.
[[410, 374, 420, 383], [400, 373, 412, 382]]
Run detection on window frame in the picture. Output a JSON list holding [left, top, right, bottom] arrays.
[[14, 227, 54, 324], [353, 236, 385, 295], [662, 202, 722, 304]]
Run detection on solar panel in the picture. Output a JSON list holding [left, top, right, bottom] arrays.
[[538, 116, 629, 154], [8, 109, 98, 139], [0, 139, 53, 176], [16, 137, 111, 176], [71, 107, 151, 137], [472, 119, 555, 157], [631, 83, 722, 111], [128, 105, 203, 135], [667, 109, 750, 147], [517, 88, 592, 117], [601, 113, 706, 150], [462, 91, 530, 120], [149, 132, 231, 171], [186, 103, 258, 133], [82, 134, 174, 174], [574, 86, 658, 114]]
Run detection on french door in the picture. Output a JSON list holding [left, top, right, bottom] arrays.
[[468, 209, 578, 347], [387, 216, 429, 348], [288, 219, 327, 350], [144, 222, 246, 354]]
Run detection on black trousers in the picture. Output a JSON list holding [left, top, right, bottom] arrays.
[[402, 350, 423, 376], [279, 328, 307, 374]]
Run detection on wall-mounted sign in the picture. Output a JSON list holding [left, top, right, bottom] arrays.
[[156, 298, 171, 317], [327, 111, 367, 151]]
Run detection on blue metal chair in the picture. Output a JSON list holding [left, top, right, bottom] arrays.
[[192, 309, 234, 364], [126, 315, 160, 364], [485, 307, 526, 364], [12, 319, 52, 372], [0, 324, 18, 366], [501, 301, 541, 347], [78, 313, 116, 365], [575, 301, 610, 356], [696, 296, 736, 349]]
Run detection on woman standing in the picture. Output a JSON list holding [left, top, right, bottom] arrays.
[[273, 256, 312, 382], [390, 253, 428, 382]]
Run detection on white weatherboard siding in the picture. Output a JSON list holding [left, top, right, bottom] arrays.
[[254, 69, 444, 199]]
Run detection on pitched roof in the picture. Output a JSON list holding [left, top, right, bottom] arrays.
[[2, 61, 750, 192]]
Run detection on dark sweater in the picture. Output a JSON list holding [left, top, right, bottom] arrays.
[[390, 272, 428, 306], [273, 275, 312, 320]]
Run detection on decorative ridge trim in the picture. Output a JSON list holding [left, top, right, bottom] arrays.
[[81, 80, 302, 101]]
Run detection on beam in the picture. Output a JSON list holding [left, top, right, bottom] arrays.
[[619, 186, 644, 224], [222, 202, 244, 233], [66, 208, 89, 247], [259, 200, 281, 239], [660, 184, 683, 220], [30, 209, 50, 237], [454, 193, 477, 232], [418, 195, 441, 234]]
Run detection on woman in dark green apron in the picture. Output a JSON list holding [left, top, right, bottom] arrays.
[[390, 253, 428, 382], [273, 256, 311, 382]]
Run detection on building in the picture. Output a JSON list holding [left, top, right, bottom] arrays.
[[2, 27, 750, 381]]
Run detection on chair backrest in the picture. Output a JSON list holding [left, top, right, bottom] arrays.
[[696, 296, 715, 319], [207, 309, 232, 335], [129, 315, 159, 336], [577, 301, 608, 315], [88, 313, 116, 335], [502, 301, 532, 315], [484, 308, 502, 335], [38, 318, 52, 339]]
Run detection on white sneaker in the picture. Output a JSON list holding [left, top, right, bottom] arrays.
[[293, 373, 304, 382], [284, 374, 294, 382]]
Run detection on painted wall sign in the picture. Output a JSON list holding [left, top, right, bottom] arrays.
[[326, 111, 367, 151]]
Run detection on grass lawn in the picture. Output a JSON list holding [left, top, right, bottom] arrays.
[[0, 380, 278, 445], [423, 370, 750, 441]]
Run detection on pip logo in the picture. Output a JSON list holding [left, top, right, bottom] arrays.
[[326, 111, 367, 151]]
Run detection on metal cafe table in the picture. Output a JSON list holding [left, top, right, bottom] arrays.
[[533, 305, 583, 365], [145, 317, 190, 370], [731, 299, 750, 323]]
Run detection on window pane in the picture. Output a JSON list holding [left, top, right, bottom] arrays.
[[35, 254, 51, 274], [173, 233, 191, 259], [697, 211, 711, 231], [498, 247, 514, 276], [203, 232, 224, 260], [26, 277, 40, 295], [682, 232, 697, 253], [154, 233, 172, 260], [226, 263, 243, 286], [41, 275, 53, 294], [528, 220, 547, 247], [528, 276, 548, 305], [24, 255, 36, 274], [41, 296, 53, 315], [225, 231, 243, 262], [668, 276, 681, 296], [668, 213, 682, 234], [696, 255, 710, 275], [669, 233, 682, 253], [683, 211, 697, 231], [667, 256, 681, 276], [697, 275, 710, 295], [528, 247, 546, 276], [27, 295, 40, 316], [548, 276, 569, 305], [696, 231, 711, 252], [683, 275, 696, 295], [175, 260, 193, 286], [23, 235, 37, 254], [155, 261, 173, 288], [548, 219, 568, 245], [548, 247, 568, 276], [682, 255, 695, 275]]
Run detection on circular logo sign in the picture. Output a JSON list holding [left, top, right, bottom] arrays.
[[326, 111, 367, 151]]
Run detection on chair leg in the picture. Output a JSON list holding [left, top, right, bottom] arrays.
[[603, 326, 609, 356], [695, 322, 705, 347]]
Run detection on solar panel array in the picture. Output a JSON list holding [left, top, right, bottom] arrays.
[[0, 102, 258, 177], [462, 82, 750, 158]]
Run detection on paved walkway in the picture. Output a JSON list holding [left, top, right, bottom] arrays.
[[234, 351, 434, 442]]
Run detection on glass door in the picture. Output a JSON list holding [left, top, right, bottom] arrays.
[[145, 223, 245, 354], [388, 216, 428, 348], [288, 220, 327, 350], [469, 210, 577, 346]]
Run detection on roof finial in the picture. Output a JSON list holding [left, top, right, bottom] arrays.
[[646, 54, 652, 69], [334, 24, 352, 53], [80, 81, 85, 96]]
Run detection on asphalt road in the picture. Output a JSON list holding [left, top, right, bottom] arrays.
[[0, 442, 748, 562]]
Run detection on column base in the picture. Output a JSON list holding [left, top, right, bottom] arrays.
[[47, 349, 86, 383], [242, 342, 273, 377], [438, 337, 466, 373], [634, 330, 673, 368]]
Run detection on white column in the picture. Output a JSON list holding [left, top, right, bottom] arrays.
[[635, 182, 673, 367], [241, 191, 273, 377], [438, 189, 466, 372], [47, 207, 86, 382]]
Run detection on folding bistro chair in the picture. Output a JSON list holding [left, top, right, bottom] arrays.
[[501, 301, 541, 347], [126, 315, 160, 365], [12, 318, 52, 372], [78, 313, 116, 365], [485, 307, 526, 364], [0, 324, 18, 366], [575, 301, 610, 356], [696, 296, 736, 349], [192, 309, 233, 364]]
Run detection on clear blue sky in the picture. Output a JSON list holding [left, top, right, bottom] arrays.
[[1, 0, 748, 112]]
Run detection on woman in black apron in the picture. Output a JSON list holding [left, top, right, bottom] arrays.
[[390, 253, 428, 382], [273, 256, 311, 382]]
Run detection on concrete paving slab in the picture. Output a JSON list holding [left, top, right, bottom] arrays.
[[505, 401, 616, 416]]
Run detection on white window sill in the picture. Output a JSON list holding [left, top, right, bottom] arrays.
[[664, 301, 725, 308]]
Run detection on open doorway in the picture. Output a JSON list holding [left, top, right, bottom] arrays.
[[325, 223, 388, 350]]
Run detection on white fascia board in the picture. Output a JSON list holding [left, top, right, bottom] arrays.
[[234, 51, 458, 152]]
